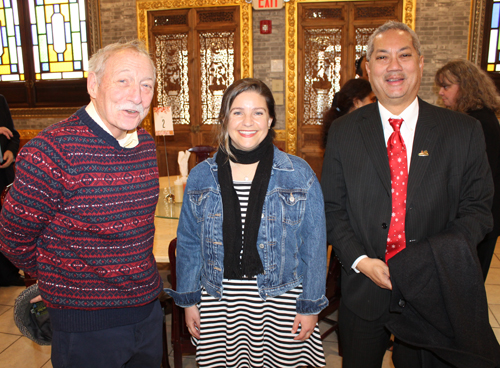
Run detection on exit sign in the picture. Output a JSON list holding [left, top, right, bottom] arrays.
[[253, 0, 284, 10]]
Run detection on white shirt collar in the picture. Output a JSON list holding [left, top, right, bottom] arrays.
[[85, 101, 139, 148], [378, 97, 419, 171], [378, 97, 419, 133]]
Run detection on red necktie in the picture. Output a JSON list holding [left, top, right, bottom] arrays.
[[386, 118, 408, 262]]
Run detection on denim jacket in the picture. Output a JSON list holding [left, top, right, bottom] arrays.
[[166, 146, 328, 315]]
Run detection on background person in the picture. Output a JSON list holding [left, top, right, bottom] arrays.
[[355, 55, 369, 80], [435, 59, 500, 281], [0, 94, 24, 287], [0, 40, 163, 368], [167, 78, 328, 367], [322, 78, 376, 148]]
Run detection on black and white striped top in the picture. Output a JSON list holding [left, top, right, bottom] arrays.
[[234, 180, 251, 260]]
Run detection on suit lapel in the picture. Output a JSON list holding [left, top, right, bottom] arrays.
[[407, 99, 438, 204], [359, 104, 391, 195]]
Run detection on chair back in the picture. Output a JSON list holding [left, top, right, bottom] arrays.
[[188, 146, 216, 164], [318, 244, 342, 341]]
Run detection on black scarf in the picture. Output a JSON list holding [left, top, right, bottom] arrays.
[[216, 134, 274, 279]]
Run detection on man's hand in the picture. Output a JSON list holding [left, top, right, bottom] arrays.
[[357, 257, 392, 290], [0, 126, 13, 139], [30, 295, 43, 303], [185, 305, 201, 339], [292, 313, 318, 341], [0, 150, 14, 169]]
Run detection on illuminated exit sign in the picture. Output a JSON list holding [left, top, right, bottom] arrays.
[[252, 0, 284, 10]]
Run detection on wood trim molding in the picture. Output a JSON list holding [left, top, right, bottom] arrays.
[[468, 0, 487, 64], [18, 129, 42, 140], [11, 107, 81, 119], [88, 0, 102, 55]]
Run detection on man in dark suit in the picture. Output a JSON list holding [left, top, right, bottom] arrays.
[[322, 21, 500, 368], [0, 94, 24, 287]]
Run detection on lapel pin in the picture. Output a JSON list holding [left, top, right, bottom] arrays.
[[418, 150, 429, 157]]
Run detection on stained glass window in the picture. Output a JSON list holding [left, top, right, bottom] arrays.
[[0, 0, 24, 81], [29, 0, 88, 80], [0, 0, 88, 82], [487, 0, 500, 72]]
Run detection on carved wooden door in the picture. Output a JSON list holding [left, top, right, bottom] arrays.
[[297, 0, 403, 180], [149, 7, 240, 176]]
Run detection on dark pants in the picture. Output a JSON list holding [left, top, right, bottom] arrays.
[[339, 301, 391, 368], [393, 339, 455, 368], [0, 252, 21, 286], [339, 301, 454, 368], [477, 233, 498, 281], [51, 300, 163, 368]]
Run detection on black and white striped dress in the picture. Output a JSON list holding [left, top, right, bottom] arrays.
[[192, 181, 326, 367]]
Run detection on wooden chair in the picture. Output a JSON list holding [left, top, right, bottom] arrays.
[[168, 238, 196, 368], [188, 146, 216, 165], [159, 291, 172, 368], [318, 244, 342, 349]]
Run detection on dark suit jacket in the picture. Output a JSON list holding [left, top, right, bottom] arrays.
[[321, 98, 494, 321], [0, 94, 19, 192], [468, 107, 500, 236], [388, 228, 500, 368]]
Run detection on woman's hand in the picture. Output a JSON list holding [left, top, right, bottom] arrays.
[[185, 305, 201, 339], [292, 313, 318, 341]]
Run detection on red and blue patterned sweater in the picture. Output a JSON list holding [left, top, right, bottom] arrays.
[[0, 107, 162, 332]]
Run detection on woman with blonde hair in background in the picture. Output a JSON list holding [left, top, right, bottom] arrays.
[[435, 59, 500, 280]]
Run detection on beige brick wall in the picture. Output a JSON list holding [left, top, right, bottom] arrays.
[[416, 0, 471, 104], [100, 0, 138, 47]]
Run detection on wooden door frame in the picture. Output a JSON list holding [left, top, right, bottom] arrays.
[[136, 0, 253, 136], [284, 0, 416, 155]]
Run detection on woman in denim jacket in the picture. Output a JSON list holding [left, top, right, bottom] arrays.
[[167, 78, 328, 367]]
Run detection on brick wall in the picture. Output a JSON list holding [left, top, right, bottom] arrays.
[[253, 9, 287, 130], [100, 0, 138, 47], [416, 0, 471, 103]]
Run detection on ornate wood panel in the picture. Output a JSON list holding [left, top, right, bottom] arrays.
[[287, 0, 413, 180]]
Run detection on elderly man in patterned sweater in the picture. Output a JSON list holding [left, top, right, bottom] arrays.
[[0, 40, 163, 368]]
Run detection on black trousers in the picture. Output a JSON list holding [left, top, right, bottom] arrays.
[[477, 232, 498, 281], [51, 300, 163, 368], [339, 301, 455, 368], [0, 252, 21, 285]]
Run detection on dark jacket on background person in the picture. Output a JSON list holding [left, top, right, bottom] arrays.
[[0, 94, 19, 193]]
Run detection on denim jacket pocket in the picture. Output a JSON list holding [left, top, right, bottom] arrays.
[[278, 190, 307, 225], [188, 189, 211, 222]]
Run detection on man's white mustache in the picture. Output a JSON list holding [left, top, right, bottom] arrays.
[[119, 104, 145, 114]]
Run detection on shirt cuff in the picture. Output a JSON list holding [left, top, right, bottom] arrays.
[[352, 255, 368, 273]]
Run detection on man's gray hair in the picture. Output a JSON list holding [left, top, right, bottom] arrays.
[[88, 40, 156, 82], [366, 21, 421, 61]]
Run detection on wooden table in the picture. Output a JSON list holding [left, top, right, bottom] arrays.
[[153, 176, 184, 262]]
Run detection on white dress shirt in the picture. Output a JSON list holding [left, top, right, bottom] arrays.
[[352, 97, 420, 271], [85, 101, 139, 148]]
